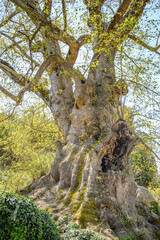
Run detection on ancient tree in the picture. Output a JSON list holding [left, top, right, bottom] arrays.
[[0, 0, 160, 239]]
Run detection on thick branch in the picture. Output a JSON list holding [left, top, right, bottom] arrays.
[[10, 0, 77, 47], [83, 0, 105, 8], [62, 0, 67, 31], [43, 54, 85, 83], [119, 0, 149, 25], [0, 85, 19, 103], [6, 54, 84, 100], [96, 0, 149, 57], [107, 0, 132, 31], [45, 24, 78, 48], [43, 0, 52, 17], [0, 59, 29, 103], [128, 34, 160, 56], [10, 0, 46, 22], [65, 35, 92, 67], [9, 0, 81, 69], [66, 46, 79, 67], [0, 59, 49, 103], [0, 84, 30, 104], [78, 34, 92, 47], [84, 0, 104, 52], [0, 59, 25, 85], [114, 0, 149, 38]]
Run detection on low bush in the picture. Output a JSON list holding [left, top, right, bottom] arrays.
[[63, 229, 107, 240], [59, 215, 106, 240], [0, 191, 61, 240], [149, 200, 160, 215]]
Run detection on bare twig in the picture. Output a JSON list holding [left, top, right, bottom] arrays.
[[0, 31, 39, 66], [0, 85, 19, 103], [133, 131, 160, 161], [0, 40, 23, 57], [122, 51, 140, 69], [105, 4, 115, 14], [156, 31, 160, 48], [0, 105, 17, 123], [0, 10, 21, 28], [29, 24, 42, 71], [129, 113, 160, 122], [127, 79, 160, 96]]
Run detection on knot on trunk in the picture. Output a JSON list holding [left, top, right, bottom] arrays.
[[99, 119, 139, 172]]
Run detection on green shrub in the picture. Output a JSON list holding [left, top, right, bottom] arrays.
[[59, 215, 106, 240], [149, 200, 160, 215], [122, 236, 136, 240], [63, 228, 107, 240], [0, 191, 61, 240]]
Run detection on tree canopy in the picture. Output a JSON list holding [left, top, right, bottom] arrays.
[[0, 106, 61, 191], [0, 0, 159, 168]]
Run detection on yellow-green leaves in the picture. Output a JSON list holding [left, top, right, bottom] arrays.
[[0, 107, 62, 192]]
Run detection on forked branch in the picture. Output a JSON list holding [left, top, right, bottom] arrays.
[[0, 54, 84, 103], [128, 34, 160, 56], [0, 31, 40, 66], [0, 85, 19, 103], [10, 0, 77, 47], [0, 10, 21, 28], [0, 59, 49, 103], [0, 59, 25, 85], [96, 0, 150, 58], [107, 0, 132, 31]]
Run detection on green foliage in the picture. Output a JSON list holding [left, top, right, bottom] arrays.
[[130, 144, 158, 188], [0, 191, 61, 240], [59, 215, 106, 240], [0, 107, 61, 191], [149, 201, 160, 215], [150, 186, 160, 205], [63, 229, 106, 240], [122, 236, 136, 240], [122, 237, 136, 240]]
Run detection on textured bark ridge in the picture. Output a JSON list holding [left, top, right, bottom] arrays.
[[20, 119, 160, 240]]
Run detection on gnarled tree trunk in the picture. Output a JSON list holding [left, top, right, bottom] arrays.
[[21, 118, 160, 239], [20, 49, 160, 239]]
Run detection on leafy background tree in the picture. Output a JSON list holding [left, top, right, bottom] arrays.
[[130, 144, 158, 188], [0, 105, 61, 191]]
